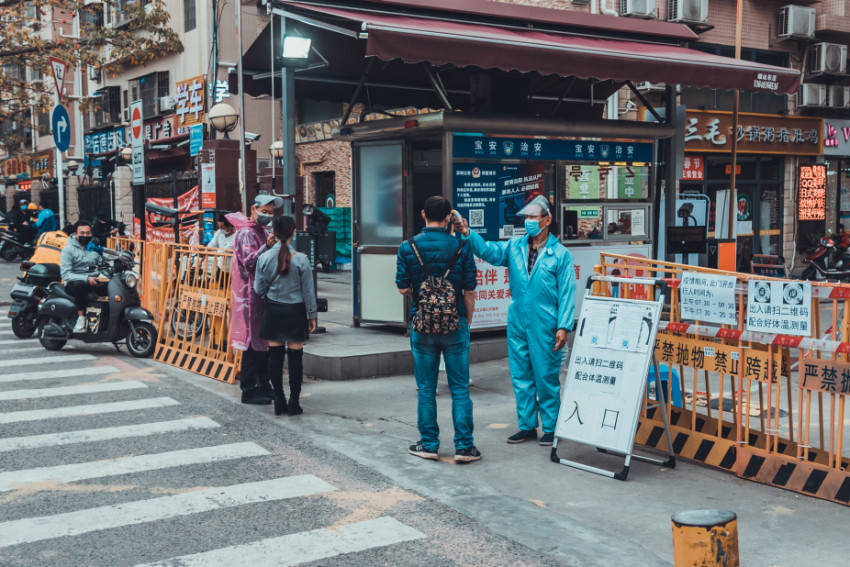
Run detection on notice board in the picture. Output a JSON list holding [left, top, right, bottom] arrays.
[[555, 295, 662, 454]]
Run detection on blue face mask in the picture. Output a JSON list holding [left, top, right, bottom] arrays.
[[524, 219, 542, 237]]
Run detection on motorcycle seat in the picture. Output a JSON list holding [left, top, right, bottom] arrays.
[[49, 284, 75, 302]]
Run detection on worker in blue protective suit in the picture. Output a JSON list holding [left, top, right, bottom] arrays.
[[455, 195, 575, 446]]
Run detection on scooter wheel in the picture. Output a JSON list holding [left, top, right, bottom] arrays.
[[0, 245, 17, 262], [38, 318, 67, 351], [11, 313, 37, 339], [801, 265, 817, 281], [127, 322, 157, 358]]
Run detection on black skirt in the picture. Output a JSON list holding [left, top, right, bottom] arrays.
[[260, 300, 309, 343]]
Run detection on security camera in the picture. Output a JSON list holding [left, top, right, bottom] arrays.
[[244, 132, 261, 143]]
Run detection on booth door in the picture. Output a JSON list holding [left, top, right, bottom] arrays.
[[354, 142, 407, 324]]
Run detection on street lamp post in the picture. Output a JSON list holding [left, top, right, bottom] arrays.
[[279, 29, 312, 217], [269, 140, 284, 194], [208, 103, 239, 140]]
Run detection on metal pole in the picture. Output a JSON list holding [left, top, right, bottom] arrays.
[[210, 0, 218, 141], [171, 169, 179, 243], [270, 10, 276, 184], [729, 0, 744, 245], [281, 17, 297, 216], [236, 0, 247, 214], [56, 147, 65, 228]]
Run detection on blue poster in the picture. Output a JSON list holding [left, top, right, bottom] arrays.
[[453, 163, 545, 240], [202, 212, 215, 245]]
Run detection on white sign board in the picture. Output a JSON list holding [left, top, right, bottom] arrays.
[[48, 56, 67, 98], [556, 296, 662, 454], [680, 272, 738, 325], [746, 280, 811, 336], [470, 258, 510, 329], [129, 100, 145, 185]]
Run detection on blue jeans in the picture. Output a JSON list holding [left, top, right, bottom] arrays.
[[410, 318, 474, 451]]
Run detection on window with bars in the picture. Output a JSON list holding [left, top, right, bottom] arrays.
[[129, 71, 169, 118]]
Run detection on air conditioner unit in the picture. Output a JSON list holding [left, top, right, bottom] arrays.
[[88, 66, 101, 82], [829, 85, 850, 109], [620, 0, 656, 18], [777, 5, 816, 39], [157, 96, 175, 113], [798, 83, 828, 107], [810, 42, 848, 75], [122, 108, 130, 123], [667, 0, 708, 24]]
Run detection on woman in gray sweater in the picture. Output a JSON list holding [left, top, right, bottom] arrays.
[[254, 215, 318, 415]]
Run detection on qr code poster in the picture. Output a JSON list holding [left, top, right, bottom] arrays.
[[746, 280, 811, 336], [469, 209, 485, 228]]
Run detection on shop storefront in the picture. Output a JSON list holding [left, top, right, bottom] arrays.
[[823, 118, 850, 230], [681, 110, 822, 272]]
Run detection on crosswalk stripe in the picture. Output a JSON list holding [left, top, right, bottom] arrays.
[[0, 380, 146, 400], [0, 339, 36, 345], [0, 365, 118, 383], [0, 475, 337, 548], [133, 517, 426, 567], [0, 354, 95, 369], [0, 346, 72, 355], [0, 442, 269, 493], [0, 397, 180, 424], [0, 417, 220, 452]]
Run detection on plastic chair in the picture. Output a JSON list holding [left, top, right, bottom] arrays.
[[647, 363, 683, 408]]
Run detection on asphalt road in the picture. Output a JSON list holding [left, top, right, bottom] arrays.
[[0, 330, 566, 567]]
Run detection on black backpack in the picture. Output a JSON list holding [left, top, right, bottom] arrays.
[[408, 237, 465, 335]]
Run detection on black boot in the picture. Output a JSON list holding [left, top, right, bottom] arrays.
[[268, 345, 288, 416], [287, 348, 304, 416]]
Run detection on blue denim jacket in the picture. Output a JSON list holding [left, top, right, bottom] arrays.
[[396, 227, 477, 318]]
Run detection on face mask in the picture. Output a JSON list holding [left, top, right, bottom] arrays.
[[524, 219, 542, 237], [256, 213, 273, 226], [77, 235, 92, 246]]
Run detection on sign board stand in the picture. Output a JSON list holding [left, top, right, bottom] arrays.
[[551, 276, 675, 480]]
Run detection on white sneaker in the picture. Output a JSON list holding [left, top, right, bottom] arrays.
[[72, 316, 86, 333]]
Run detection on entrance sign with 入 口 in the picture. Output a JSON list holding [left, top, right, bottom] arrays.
[[746, 280, 811, 337], [556, 295, 662, 454], [679, 272, 737, 325]]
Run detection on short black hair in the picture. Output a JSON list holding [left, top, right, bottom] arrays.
[[217, 213, 233, 227], [423, 196, 452, 222], [74, 219, 92, 232]]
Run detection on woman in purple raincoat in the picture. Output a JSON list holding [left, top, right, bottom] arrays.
[[227, 194, 281, 404]]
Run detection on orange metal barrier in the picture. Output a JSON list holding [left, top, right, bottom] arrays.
[[594, 253, 850, 505], [110, 237, 239, 383]]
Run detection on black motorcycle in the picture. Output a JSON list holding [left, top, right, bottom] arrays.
[[36, 248, 158, 358], [7, 261, 62, 338], [0, 228, 35, 262]]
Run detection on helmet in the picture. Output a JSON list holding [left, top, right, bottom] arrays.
[[27, 203, 38, 210]]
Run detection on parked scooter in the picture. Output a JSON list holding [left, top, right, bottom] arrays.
[[7, 261, 62, 338], [36, 246, 158, 357], [0, 228, 35, 262], [801, 231, 850, 281]]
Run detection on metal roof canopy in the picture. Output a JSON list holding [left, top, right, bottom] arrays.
[[332, 110, 676, 142], [242, 0, 800, 117]]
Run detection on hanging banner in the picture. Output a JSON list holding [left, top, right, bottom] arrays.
[[679, 272, 737, 325], [746, 280, 812, 337], [201, 163, 216, 208], [800, 357, 850, 395], [145, 186, 200, 244], [655, 332, 788, 383]]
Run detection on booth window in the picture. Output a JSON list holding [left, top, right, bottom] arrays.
[[562, 204, 650, 242], [564, 164, 649, 201]]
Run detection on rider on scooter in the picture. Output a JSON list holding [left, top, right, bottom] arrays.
[[59, 220, 106, 333]]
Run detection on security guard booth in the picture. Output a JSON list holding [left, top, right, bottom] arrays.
[[339, 111, 673, 329]]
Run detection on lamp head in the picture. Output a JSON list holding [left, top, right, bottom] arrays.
[[208, 102, 239, 138]]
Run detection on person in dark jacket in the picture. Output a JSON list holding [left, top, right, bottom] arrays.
[[396, 195, 481, 463]]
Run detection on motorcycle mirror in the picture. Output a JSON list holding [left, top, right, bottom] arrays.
[[91, 237, 101, 247]]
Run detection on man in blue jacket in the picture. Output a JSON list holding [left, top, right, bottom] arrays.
[[396, 196, 480, 463], [456, 195, 575, 446]]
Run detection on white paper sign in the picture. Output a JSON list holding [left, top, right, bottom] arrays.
[[746, 280, 811, 336], [557, 296, 662, 454], [679, 272, 738, 325]]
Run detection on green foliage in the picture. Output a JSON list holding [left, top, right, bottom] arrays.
[[0, 0, 183, 153]]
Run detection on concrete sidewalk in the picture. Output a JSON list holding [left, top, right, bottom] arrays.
[[304, 270, 507, 380]]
